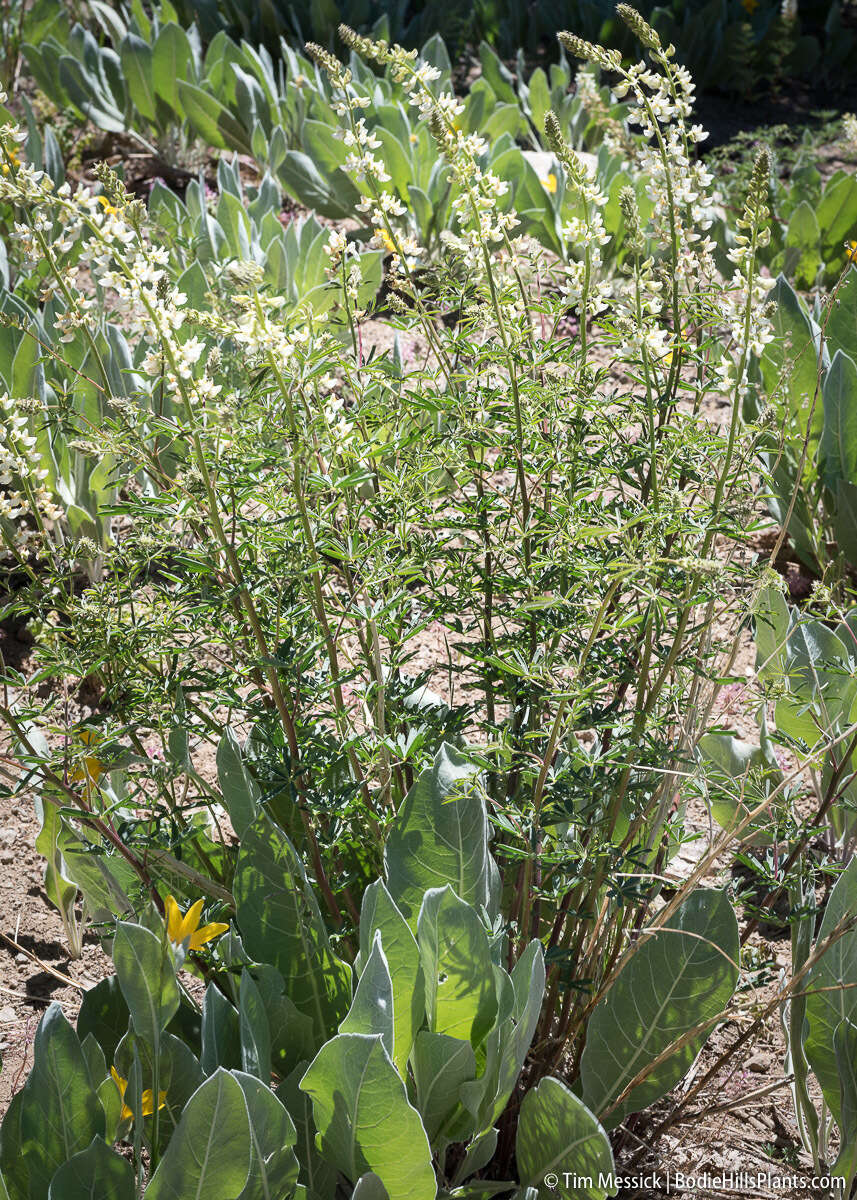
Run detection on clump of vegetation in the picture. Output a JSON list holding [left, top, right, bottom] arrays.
[[2, 1, 857, 1197]]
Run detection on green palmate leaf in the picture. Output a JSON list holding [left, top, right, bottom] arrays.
[[411, 1031, 476, 1145], [517, 1078, 615, 1200], [580, 888, 739, 1128], [233, 813, 351, 1040], [339, 931, 394, 1057], [417, 886, 498, 1048], [385, 742, 498, 926], [112, 921, 180, 1053], [820, 350, 857, 489], [1, 1005, 105, 1198], [359, 881, 424, 1075], [146, 1069, 252, 1200], [233, 1071, 299, 1200], [805, 858, 857, 1124], [47, 1136, 134, 1200], [217, 729, 260, 838], [300, 1034, 435, 1200]]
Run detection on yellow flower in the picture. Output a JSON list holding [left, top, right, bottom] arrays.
[[111, 1067, 166, 1122], [97, 194, 118, 217], [1, 148, 20, 175], [165, 895, 229, 951], [541, 173, 558, 195], [70, 728, 104, 786], [741, 0, 759, 13], [409, 132, 418, 144], [374, 227, 397, 254], [847, 240, 857, 263]]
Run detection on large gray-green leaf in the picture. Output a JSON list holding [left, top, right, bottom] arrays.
[[339, 931, 394, 1057], [417, 886, 498, 1048], [697, 732, 779, 846], [489, 939, 545, 1125], [825, 265, 857, 359], [833, 1020, 857, 1189], [119, 33, 156, 122], [517, 1078, 615, 1200], [239, 969, 271, 1082], [411, 1031, 476, 1145], [759, 274, 825, 448], [7, 1005, 105, 1197], [47, 1136, 134, 1199], [821, 350, 857, 489], [359, 880, 424, 1075], [276, 1064, 338, 1200], [385, 743, 497, 926], [234, 813, 351, 1040], [233, 1071, 299, 1200], [152, 23, 193, 116], [806, 858, 857, 1124], [299, 1033, 435, 1200], [112, 922, 179, 1053], [580, 888, 739, 1128], [201, 983, 241, 1074], [146, 1069, 252, 1200], [217, 729, 260, 839]]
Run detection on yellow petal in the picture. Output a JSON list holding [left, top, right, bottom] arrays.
[[188, 921, 229, 951], [164, 895, 184, 943], [178, 898, 205, 944], [111, 1066, 127, 1096]]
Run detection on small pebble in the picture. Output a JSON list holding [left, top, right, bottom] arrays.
[[745, 1052, 771, 1073]]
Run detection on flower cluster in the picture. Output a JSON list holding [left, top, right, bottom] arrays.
[[0, 393, 64, 554]]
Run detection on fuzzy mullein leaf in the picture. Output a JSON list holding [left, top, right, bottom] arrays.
[[339, 930, 394, 1058], [580, 888, 739, 1128], [234, 813, 352, 1040], [1, 1005, 104, 1196], [233, 1071, 299, 1200], [146, 1070, 251, 1200], [384, 743, 497, 926], [300, 1034, 435, 1200], [417, 885, 498, 1048], [359, 881, 424, 1075], [113, 922, 180, 1051], [47, 1135, 134, 1199], [517, 1078, 614, 1200]]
